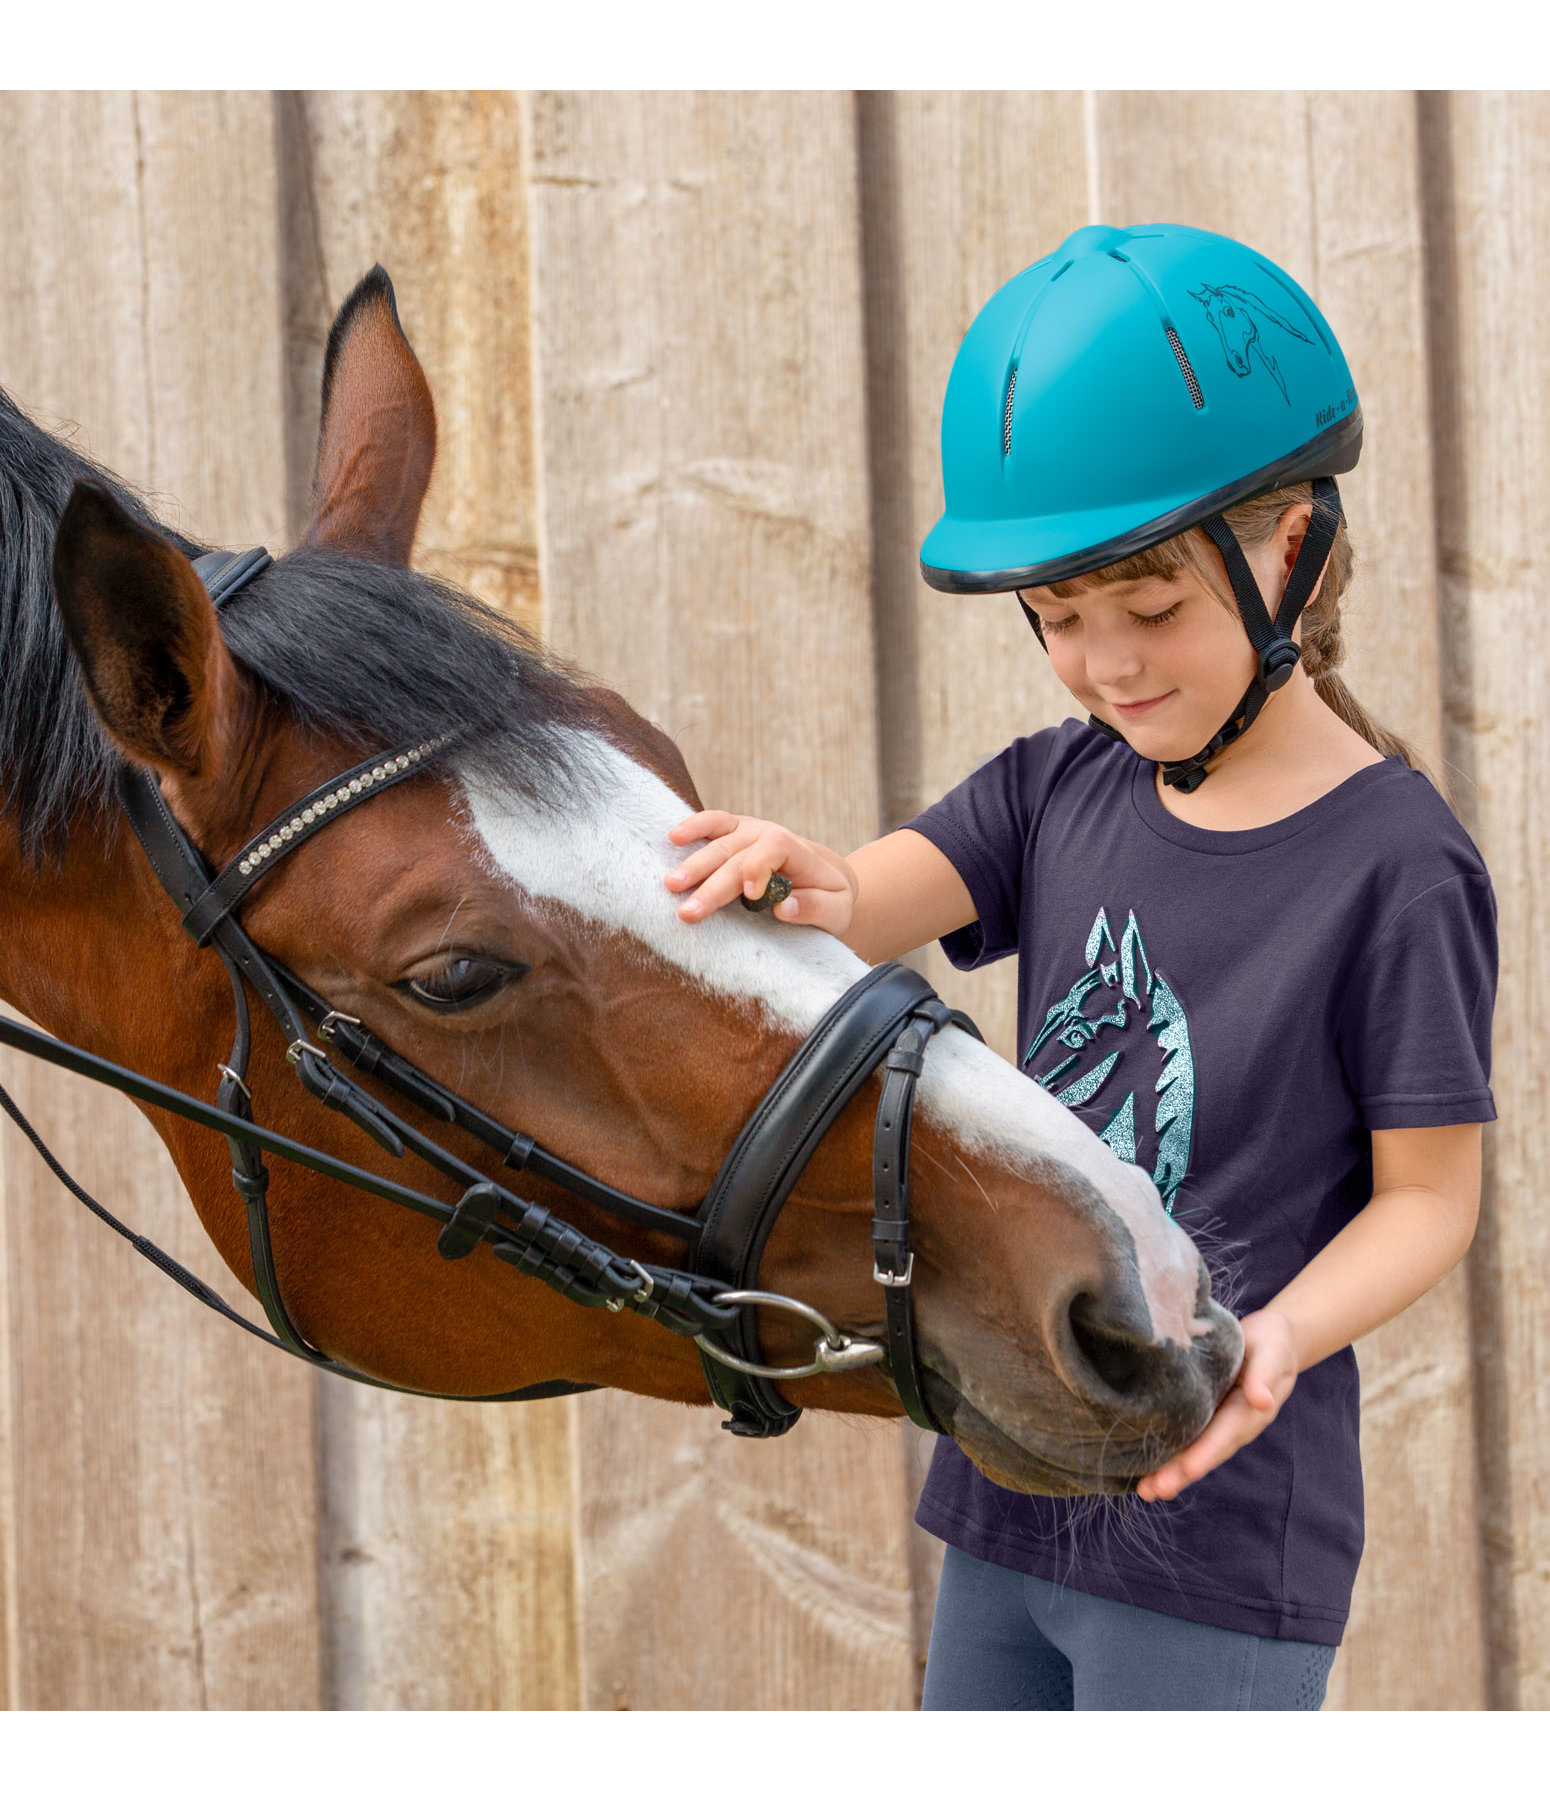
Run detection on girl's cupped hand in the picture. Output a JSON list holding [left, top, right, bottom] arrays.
[[666, 811, 856, 936], [1135, 1307, 1299, 1502]]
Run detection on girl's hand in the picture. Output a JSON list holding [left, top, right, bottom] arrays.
[[1135, 1308, 1299, 1502], [665, 811, 857, 936]]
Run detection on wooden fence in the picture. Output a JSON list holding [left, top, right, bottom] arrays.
[[0, 91, 1542, 1709]]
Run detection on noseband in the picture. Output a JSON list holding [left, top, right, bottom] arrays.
[[0, 548, 981, 1439]]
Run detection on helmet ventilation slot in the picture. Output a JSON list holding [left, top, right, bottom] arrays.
[[1165, 326, 1205, 410], [1002, 367, 1017, 454]]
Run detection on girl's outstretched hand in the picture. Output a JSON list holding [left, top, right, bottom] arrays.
[[665, 811, 857, 937], [1135, 1307, 1299, 1502]]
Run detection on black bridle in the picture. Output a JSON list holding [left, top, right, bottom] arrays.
[[0, 548, 981, 1438]]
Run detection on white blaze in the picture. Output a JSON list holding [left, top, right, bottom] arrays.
[[460, 728, 1204, 1347]]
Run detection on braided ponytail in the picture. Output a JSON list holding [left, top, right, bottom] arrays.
[[1210, 484, 1445, 794]]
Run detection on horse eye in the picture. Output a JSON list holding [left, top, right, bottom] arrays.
[[405, 956, 526, 1011], [1223, 305, 1235, 316]]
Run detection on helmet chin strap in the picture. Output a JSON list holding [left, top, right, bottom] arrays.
[[1019, 478, 1342, 795]]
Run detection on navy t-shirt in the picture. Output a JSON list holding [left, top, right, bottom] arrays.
[[904, 718, 1498, 1646]]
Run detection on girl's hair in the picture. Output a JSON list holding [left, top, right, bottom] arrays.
[[1045, 483, 1450, 803]]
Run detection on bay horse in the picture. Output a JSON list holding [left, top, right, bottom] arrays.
[[0, 268, 1241, 1496]]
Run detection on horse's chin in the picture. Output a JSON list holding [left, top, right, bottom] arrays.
[[922, 1372, 1142, 1498]]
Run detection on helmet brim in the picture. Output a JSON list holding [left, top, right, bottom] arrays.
[[920, 410, 1362, 595]]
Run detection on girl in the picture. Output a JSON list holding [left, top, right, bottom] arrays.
[[662, 223, 1497, 1710]]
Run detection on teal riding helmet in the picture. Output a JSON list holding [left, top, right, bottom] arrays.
[[920, 222, 1362, 792]]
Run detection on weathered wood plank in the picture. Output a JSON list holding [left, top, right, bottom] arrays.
[[527, 89, 917, 1708], [1421, 89, 1550, 1712], [280, 90, 580, 1710], [0, 91, 320, 1709], [1093, 88, 1484, 1711], [318, 1381, 579, 1710]]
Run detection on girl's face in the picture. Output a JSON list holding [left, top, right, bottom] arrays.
[[1019, 518, 1308, 763]]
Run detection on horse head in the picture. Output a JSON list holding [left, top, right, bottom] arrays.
[[1189, 281, 1312, 405], [3, 269, 1242, 1497]]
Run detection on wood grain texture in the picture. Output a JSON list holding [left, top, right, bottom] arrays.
[[573, 1398, 913, 1709], [280, 90, 580, 1710], [1095, 87, 1486, 1713], [1420, 90, 1550, 1711], [526, 90, 917, 1708], [0, 92, 320, 1708], [0, 1031, 322, 1708], [319, 1382, 579, 1709]]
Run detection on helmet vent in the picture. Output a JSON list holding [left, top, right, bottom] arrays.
[[1002, 367, 1017, 454], [1165, 326, 1205, 410]]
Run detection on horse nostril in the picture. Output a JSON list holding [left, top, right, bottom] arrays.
[[1067, 1291, 1154, 1398]]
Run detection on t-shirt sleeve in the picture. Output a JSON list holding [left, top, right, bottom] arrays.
[[900, 727, 1062, 971], [1336, 871, 1499, 1129]]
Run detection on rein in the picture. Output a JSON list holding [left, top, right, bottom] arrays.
[[0, 548, 981, 1437]]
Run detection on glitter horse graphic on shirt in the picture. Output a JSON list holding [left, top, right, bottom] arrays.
[[1189, 282, 1313, 405], [1022, 906, 1196, 1216]]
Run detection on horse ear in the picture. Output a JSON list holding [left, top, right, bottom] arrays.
[[51, 479, 241, 781], [303, 266, 437, 565]]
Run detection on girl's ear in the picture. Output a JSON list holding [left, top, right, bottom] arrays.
[[51, 479, 242, 781], [303, 266, 437, 565]]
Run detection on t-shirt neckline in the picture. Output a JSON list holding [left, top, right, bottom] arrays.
[[1130, 747, 1408, 855]]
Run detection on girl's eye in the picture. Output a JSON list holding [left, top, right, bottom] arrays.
[[1139, 602, 1182, 628], [1038, 613, 1075, 634], [404, 956, 527, 1011]]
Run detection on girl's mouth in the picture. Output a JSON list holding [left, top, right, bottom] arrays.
[[1112, 691, 1174, 717]]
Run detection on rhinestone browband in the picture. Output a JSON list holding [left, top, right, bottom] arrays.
[[235, 735, 456, 877]]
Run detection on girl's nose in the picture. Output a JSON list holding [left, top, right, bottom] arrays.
[[1080, 626, 1146, 689]]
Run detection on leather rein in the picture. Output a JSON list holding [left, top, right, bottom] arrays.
[[0, 547, 981, 1438]]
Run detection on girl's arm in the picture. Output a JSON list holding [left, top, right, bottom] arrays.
[[1137, 1121, 1484, 1502], [665, 813, 976, 963]]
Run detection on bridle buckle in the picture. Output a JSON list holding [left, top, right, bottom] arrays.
[[605, 1260, 655, 1313], [873, 1253, 914, 1289]]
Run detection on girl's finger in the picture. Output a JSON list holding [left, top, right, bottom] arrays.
[[1139, 1394, 1259, 1499], [664, 828, 759, 892], [676, 850, 769, 920], [667, 810, 740, 844], [1235, 1339, 1285, 1412], [736, 828, 800, 900], [773, 888, 849, 931]]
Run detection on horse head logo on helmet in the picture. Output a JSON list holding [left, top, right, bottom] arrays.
[[1188, 281, 1314, 404]]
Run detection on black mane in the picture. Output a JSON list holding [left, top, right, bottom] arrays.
[[0, 387, 589, 863]]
